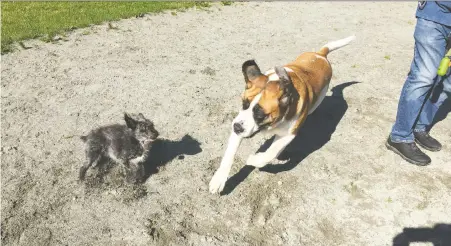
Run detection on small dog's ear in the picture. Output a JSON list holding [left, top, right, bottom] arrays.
[[274, 66, 292, 89], [242, 60, 263, 82], [124, 113, 137, 129], [137, 113, 145, 121]]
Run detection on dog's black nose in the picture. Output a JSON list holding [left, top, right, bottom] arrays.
[[233, 123, 244, 134]]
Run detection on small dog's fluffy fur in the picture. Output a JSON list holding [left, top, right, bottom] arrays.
[[79, 113, 159, 183]]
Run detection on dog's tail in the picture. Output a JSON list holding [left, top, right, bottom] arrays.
[[318, 35, 356, 57]]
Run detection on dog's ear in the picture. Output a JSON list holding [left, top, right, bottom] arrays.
[[274, 66, 298, 111], [242, 60, 268, 89], [124, 113, 137, 129], [137, 113, 146, 121], [242, 60, 264, 82], [274, 66, 292, 89]]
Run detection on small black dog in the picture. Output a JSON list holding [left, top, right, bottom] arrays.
[[79, 113, 159, 183]]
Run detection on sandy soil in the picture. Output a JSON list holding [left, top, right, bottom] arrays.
[[2, 2, 451, 246]]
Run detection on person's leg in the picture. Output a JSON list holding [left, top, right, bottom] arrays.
[[413, 23, 451, 151], [388, 18, 448, 165], [444, 77, 451, 97], [391, 18, 447, 142], [444, 65, 451, 95], [414, 75, 450, 151], [415, 78, 448, 133]]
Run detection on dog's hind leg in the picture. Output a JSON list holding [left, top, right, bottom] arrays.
[[308, 84, 329, 115], [79, 150, 102, 181], [246, 134, 295, 168]]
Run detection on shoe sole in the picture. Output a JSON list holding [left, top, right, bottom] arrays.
[[385, 141, 430, 166], [414, 139, 441, 152]]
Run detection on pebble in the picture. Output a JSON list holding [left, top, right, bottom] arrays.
[[52, 35, 62, 41]]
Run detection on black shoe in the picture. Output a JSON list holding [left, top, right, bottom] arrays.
[[414, 131, 442, 152], [385, 137, 431, 166]]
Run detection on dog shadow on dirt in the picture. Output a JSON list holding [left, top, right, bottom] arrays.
[[392, 223, 451, 246], [221, 81, 360, 195], [142, 134, 202, 180]]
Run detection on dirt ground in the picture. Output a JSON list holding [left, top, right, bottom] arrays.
[[2, 2, 451, 246]]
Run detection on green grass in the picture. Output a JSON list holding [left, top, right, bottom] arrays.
[[1, 2, 212, 54], [221, 1, 233, 6]]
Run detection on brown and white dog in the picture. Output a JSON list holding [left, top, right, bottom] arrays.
[[209, 35, 356, 194]]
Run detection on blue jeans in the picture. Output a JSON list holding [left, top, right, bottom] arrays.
[[390, 18, 451, 143]]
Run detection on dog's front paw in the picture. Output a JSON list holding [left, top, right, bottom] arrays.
[[209, 170, 229, 194], [246, 153, 270, 168]]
